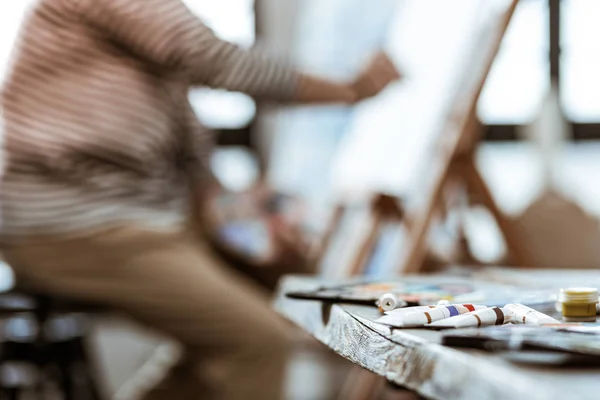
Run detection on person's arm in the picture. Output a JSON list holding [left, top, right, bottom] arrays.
[[294, 75, 358, 104], [295, 52, 401, 104], [67, 0, 399, 104], [65, 0, 321, 102]]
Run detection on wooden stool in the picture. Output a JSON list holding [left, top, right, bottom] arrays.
[[0, 291, 106, 399]]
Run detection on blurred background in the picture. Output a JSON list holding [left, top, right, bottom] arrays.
[[2, 0, 600, 398]]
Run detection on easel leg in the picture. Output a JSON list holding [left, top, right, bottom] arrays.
[[349, 214, 383, 276], [463, 160, 532, 267], [310, 204, 346, 271], [398, 174, 448, 275]]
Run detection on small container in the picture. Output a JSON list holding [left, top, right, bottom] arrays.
[[558, 288, 599, 322]]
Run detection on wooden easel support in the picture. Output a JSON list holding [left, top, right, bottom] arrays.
[[310, 194, 406, 276], [455, 150, 530, 266], [310, 203, 346, 269], [400, 117, 532, 274], [348, 194, 405, 276]]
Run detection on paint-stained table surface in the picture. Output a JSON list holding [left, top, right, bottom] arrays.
[[274, 268, 600, 400]]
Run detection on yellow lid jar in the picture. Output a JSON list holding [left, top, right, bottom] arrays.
[[558, 287, 599, 322]]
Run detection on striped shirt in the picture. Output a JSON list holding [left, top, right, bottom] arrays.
[[0, 0, 298, 242]]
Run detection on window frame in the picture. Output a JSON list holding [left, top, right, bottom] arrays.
[[485, 0, 600, 141]]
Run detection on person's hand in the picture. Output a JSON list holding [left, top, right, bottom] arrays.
[[351, 51, 402, 102]]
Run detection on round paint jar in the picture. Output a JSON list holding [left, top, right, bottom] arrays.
[[558, 288, 599, 322]]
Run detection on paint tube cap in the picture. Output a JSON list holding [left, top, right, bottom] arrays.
[[378, 293, 407, 312], [559, 288, 599, 304]]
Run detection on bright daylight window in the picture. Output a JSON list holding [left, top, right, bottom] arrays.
[[561, 0, 600, 122], [0, 2, 35, 86], [183, 0, 257, 129], [478, 0, 549, 124]]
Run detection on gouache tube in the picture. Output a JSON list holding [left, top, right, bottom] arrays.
[[385, 305, 439, 315], [425, 307, 510, 329], [376, 304, 486, 328], [377, 293, 408, 312], [504, 303, 560, 325]]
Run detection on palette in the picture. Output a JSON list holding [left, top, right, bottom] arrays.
[[286, 281, 476, 306], [285, 276, 563, 312]]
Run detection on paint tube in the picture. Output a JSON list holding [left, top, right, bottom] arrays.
[[504, 303, 560, 325], [376, 304, 486, 328], [425, 307, 510, 329], [377, 293, 408, 312]]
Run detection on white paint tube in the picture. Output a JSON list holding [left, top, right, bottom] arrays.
[[504, 303, 560, 325], [383, 301, 476, 316], [377, 293, 408, 312], [385, 305, 439, 315], [425, 307, 511, 329], [376, 304, 487, 328]]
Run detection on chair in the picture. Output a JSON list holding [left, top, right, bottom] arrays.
[[0, 290, 106, 399]]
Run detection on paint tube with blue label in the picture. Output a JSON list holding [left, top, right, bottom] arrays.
[[376, 304, 487, 328]]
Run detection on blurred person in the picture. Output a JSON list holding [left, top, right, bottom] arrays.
[[0, 0, 399, 399]]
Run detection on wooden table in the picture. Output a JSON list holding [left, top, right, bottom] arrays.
[[274, 269, 600, 400]]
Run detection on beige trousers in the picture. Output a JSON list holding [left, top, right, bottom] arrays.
[[2, 226, 292, 400]]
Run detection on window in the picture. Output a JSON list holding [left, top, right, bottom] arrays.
[[0, 1, 257, 130], [479, 0, 549, 124], [0, 2, 35, 86], [183, 0, 257, 129]]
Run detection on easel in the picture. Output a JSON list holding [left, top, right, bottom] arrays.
[[312, 1, 527, 398], [398, 0, 528, 274], [312, 0, 529, 279]]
